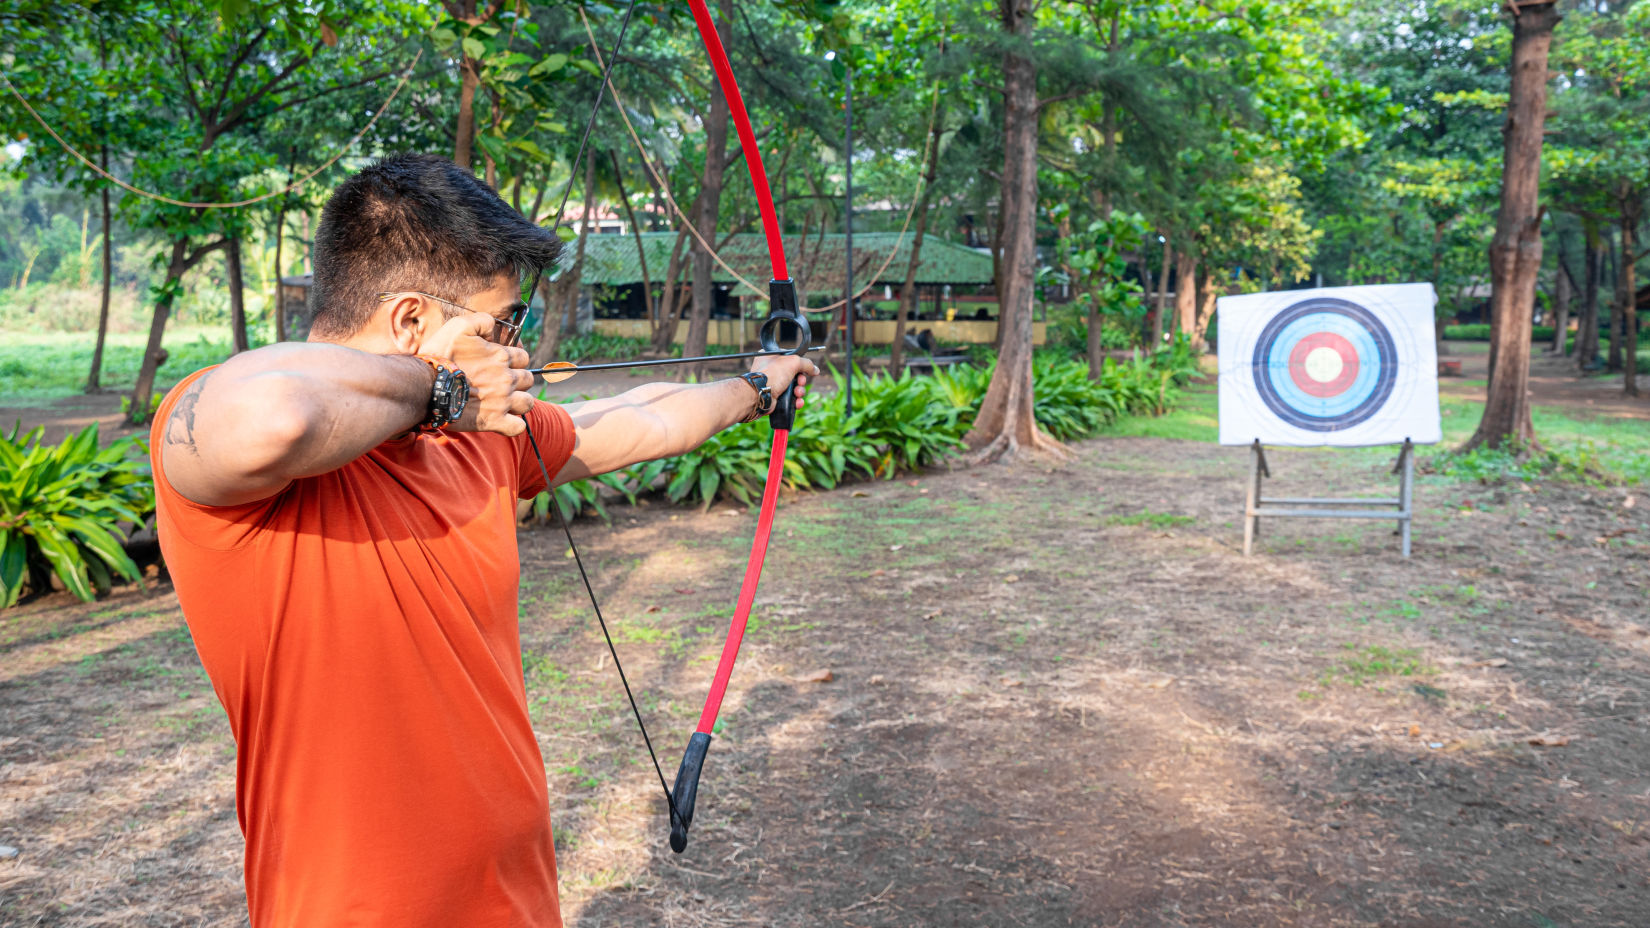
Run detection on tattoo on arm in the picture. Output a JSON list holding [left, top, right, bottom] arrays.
[[163, 372, 212, 457]]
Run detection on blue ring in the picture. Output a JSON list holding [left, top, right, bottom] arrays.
[[1250, 298, 1397, 432]]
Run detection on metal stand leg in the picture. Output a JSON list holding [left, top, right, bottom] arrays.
[[1244, 440, 1269, 556], [1244, 441, 1259, 556], [1399, 439, 1414, 558]]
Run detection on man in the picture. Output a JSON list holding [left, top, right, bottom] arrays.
[[150, 154, 816, 927]]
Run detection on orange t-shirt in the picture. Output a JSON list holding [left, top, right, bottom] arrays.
[[151, 368, 576, 928]]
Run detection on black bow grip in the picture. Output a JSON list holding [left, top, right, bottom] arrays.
[[757, 279, 808, 432]]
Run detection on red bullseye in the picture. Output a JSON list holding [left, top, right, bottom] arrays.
[[1288, 332, 1359, 397]]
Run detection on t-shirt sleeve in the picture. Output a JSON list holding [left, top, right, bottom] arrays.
[[149, 366, 285, 551], [513, 400, 577, 500]]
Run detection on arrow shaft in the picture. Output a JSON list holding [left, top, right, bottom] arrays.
[[529, 345, 818, 377]]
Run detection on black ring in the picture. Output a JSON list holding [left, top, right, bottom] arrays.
[[1250, 297, 1398, 432]]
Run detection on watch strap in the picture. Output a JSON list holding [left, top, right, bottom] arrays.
[[735, 372, 775, 424], [414, 355, 458, 432]]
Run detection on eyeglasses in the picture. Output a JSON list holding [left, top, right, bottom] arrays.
[[377, 290, 525, 345]]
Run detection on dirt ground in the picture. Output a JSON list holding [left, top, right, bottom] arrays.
[[4, 419, 1648, 926], [1439, 349, 1650, 421]]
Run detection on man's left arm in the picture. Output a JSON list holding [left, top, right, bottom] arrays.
[[552, 355, 815, 483]]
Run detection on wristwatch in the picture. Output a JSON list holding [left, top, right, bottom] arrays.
[[415, 355, 469, 432], [735, 372, 776, 423]]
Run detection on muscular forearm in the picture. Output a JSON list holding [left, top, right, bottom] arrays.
[[163, 343, 433, 506], [558, 377, 760, 481]]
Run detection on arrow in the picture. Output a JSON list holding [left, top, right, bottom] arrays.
[[529, 344, 822, 381]]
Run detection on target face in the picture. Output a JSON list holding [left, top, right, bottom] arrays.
[[1251, 298, 1398, 432]]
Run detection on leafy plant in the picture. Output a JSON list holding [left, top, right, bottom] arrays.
[[1, 423, 154, 606]]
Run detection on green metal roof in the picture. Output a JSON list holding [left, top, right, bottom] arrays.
[[571, 231, 994, 296]]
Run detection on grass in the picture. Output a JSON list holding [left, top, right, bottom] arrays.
[[1322, 644, 1432, 687], [1096, 384, 1218, 441], [1104, 510, 1196, 528], [0, 327, 245, 401]]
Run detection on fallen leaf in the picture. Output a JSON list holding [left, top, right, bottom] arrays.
[[1004, 574, 1020, 583], [868, 675, 885, 686], [673, 588, 695, 595], [889, 544, 904, 552], [645, 605, 661, 613], [871, 569, 886, 577], [908, 480, 921, 487], [922, 609, 943, 620], [1528, 734, 1570, 747], [852, 490, 870, 497], [1001, 678, 1024, 688], [1469, 657, 1510, 668], [1408, 725, 1421, 739], [722, 509, 740, 517], [564, 548, 575, 559], [1625, 495, 1637, 509], [799, 669, 834, 684]]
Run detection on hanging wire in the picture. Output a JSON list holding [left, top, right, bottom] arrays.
[[0, 49, 425, 210]]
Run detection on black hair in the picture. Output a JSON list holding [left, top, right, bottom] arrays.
[[308, 153, 562, 339]]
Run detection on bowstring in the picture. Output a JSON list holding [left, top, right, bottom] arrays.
[[522, 428, 683, 829], [517, 0, 683, 831]]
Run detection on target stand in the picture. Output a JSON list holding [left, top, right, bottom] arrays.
[[1242, 439, 1415, 557]]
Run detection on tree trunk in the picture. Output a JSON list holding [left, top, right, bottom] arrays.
[[1576, 222, 1602, 370], [1465, 0, 1560, 451], [273, 185, 288, 342], [1173, 249, 1198, 342], [686, 8, 733, 379], [1606, 228, 1624, 374], [612, 151, 655, 326], [892, 99, 946, 378], [454, 57, 480, 170], [1194, 271, 1218, 349], [651, 229, 691, 354], [966, 0, 1064, 462], [531, 155, 597, 368], [86, 144, 112, 393], [227, 237, 250, 353], [129, 238, 190, 425], [1085, 286, 1105, 379], [1621, 202, 1640, 397], [1154, 239, 1171, 346], [1549, 250, 1572, 355]]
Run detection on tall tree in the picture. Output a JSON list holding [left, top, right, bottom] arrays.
[[967, 0, 1064, 461], [1465, 0, 1561, 450]]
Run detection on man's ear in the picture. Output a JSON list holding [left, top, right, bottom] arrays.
[[381, 295, 436, 354]]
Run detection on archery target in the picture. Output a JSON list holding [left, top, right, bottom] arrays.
[[1218, 284, 1440, 447]]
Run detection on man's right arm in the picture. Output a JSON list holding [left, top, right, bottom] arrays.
[[160, 345, 437, 506], [161, 313, 533, 507]]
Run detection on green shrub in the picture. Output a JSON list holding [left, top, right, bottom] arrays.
[[1423, 440, 1612, 485], [0, 423, 154, 606]]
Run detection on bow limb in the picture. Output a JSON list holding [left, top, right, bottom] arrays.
[[667, 0, 808, 855]]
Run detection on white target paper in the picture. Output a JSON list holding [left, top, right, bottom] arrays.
[[1217, 284, 1441, 447]]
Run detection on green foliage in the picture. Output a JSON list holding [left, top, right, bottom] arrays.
[[1424, 441, 1611, 486], [0, 422, 154, 606], [538, 349, 1196, 512]]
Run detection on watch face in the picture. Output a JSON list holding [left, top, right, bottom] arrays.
[[448, 371, 470, 419]]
